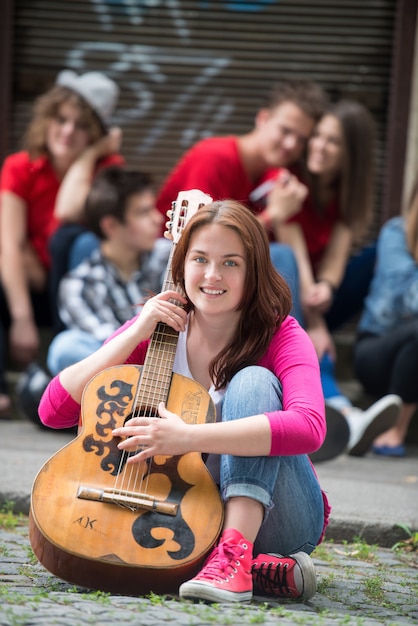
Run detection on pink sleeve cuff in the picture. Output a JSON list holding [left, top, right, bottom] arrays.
[[38, 375, 80, 429]]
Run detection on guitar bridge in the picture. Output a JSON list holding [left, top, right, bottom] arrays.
[[77, 485, 178, 516]]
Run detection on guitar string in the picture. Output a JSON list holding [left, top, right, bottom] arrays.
[[111, 340, 162, 509], [111, 232, 179, 509]]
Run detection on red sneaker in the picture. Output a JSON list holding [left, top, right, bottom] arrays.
[[252, 552, 316, 600], [179, 528, 253, 603]]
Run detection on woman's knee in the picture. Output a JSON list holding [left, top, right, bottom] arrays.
[[228, 366, 279, 394], [223, 366, 283, 417]]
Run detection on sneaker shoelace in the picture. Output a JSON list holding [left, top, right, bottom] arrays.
[[199, 542, 245, 582], [253, 560, 292, 595]]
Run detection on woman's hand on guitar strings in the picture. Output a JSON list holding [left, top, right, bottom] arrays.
[[136, 290, 188, 336], [112, 402, 191, 463]]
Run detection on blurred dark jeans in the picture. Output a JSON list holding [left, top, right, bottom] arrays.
[[325, 242, 377, 331]]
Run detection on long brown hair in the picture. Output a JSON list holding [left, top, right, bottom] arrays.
[[171, 200, 292, 389], [311, 99, 375, 240], [405, 172, 418, 262], [24, 86, 104, 159]]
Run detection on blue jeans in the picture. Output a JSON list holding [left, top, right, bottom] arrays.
[[269, 243, 303, 326], [325, 242, 376, 331], [320, 352, 352, 410], [355, 318, 418, 403], [219, 366, 324, 556], [47, 329, 102, 375]]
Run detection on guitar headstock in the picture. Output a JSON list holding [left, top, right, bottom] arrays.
[[167, 189, 213, 243]]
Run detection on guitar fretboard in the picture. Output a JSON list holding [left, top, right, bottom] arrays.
[[137, 321, 179, 408]]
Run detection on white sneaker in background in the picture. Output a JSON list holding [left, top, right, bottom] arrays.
[[345, 394, 402, 457], [309, 405, 350, 463]]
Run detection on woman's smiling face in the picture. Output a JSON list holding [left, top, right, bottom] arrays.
[[184, 223, 247, 318], [307, 114, 344, 178]]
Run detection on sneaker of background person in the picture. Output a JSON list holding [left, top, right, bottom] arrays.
[[179, 528, 253, 603], [346, 394, 402, 456], [252, 551, 317, 600], [311, 394, 402, 462]]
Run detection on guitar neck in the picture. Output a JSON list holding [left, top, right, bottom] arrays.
[[139, 322, 179, 407], [137, 244, 184, 408]]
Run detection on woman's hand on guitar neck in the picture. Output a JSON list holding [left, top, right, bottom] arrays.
[[113, 402, 191, 462], [58, 290, 188, 404], [138, 290, 188, 336]]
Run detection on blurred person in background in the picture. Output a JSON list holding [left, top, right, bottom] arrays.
[[156, 79, 329, 324], [0, 69, 123, 419], [46, 166, 170, 379], [353, 171, 418, 457], [269, 100, 401, 460]]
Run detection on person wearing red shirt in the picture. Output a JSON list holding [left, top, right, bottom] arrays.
[[275, 100, 401, 460], [157, 80, 327, 228], [156, 79, 328, 328], [0, 69, 123, 418]]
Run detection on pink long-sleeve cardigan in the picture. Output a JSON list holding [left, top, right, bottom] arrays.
[[39, 315, 330, 540]]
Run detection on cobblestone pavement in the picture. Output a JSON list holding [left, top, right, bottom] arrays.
[[1, 519, 417, 626]]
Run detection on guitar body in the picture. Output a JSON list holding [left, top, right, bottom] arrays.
[[30, 365, 224, 595]]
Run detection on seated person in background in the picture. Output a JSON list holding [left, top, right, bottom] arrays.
[[0, 69, 122, 418], [156, 79, 329, 323], [48, 69, 124, 329], [271, 100, 401, 460], [353, 171, 418, 457], [47, 166, 171, 376]]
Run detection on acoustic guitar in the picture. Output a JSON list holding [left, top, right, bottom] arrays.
[[29, 190, 224, 595]]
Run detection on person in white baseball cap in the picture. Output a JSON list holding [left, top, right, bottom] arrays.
[[49, 70, 125, 328], [47, 69, 125, 330], [0, 69, 124, 421]]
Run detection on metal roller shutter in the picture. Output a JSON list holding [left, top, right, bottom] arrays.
[[12, 0, 395, 222]]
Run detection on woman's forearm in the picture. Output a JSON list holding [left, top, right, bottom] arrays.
[[54, 149, 99, 222]]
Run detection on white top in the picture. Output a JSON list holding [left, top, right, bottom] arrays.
[[173, 326, 225, 482]]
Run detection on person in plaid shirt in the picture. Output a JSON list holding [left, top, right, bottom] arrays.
[[47, 166, 171, 375]]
